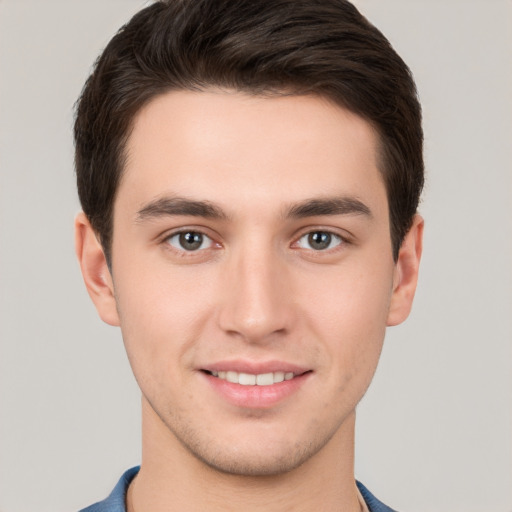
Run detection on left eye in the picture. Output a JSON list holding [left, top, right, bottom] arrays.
[[296, 231, 343, 251], [166, 231, 213, 251]]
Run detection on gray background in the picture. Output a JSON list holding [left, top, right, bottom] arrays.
[[0, 1, 511, 511]]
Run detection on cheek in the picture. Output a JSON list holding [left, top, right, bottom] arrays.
[[111, 263, 215, 383], [303, 260, 393, 334], [300, 261, 393, 380]]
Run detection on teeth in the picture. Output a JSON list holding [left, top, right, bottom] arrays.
[[211, 370, 296, 386], [274, 371, 284, 383], [226, 371, 238, 384], [256, 373, 273, 386], [239, 373, 257, 385]]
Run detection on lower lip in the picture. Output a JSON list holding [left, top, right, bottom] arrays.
[[202, 372, 311, 409]]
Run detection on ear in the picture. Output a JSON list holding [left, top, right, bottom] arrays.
[[387, 214, 424, 326], [74, 212, 120, 326]]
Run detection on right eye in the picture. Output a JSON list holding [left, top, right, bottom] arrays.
[[166, 231, 214, 252]]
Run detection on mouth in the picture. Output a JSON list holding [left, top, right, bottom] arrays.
[[203, 370, 303, 386], [199, 361, 312, 408]]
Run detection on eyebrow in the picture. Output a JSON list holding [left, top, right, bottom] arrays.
[[285, 197, 372, 219], [135, 195, 372, 222], [136, 197, 228, 221]]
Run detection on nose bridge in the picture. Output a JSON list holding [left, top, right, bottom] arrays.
[[218, 236, 291, 342]]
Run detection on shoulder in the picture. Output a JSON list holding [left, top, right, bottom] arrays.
[[79, 466, 140, 512], [356, 481, 398, 512]]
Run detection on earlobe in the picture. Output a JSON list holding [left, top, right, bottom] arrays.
[[74, 212, 120, 326], [387, 214, 424, 326]]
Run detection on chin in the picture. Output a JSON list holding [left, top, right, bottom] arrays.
[[173, 422, 339, 478], [190, 444, 314, 477]]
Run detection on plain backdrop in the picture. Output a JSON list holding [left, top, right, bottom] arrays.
[[0, 1, 511, 511]]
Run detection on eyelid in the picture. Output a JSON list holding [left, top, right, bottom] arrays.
[[160, 226, 222, 253], [295, 231, 343, 251], [159, 225, 217, 241], [167, 231, 213, 251], [292, 225, 353, 245]]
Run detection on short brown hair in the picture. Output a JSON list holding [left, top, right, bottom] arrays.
[[74, 0, 423, 263]]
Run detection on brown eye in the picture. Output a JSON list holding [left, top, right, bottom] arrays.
[[297, 231, 342, 251], [167, 231, 212, 251]]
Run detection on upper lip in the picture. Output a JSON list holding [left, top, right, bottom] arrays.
[[200, 359, 310, 375]]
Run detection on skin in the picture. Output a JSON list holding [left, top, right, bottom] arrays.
[[76, 90, 423, 511]]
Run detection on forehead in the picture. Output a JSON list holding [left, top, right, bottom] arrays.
[[119, 89, 387, 218]]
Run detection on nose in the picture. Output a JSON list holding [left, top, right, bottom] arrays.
[[217, 243, 294, 344]]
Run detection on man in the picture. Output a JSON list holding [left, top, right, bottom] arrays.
[[74, 0, 423, 510]]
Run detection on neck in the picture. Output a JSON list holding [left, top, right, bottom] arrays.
[[128, 398, 361, 512]]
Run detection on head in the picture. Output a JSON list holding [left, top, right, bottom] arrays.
[[75, 0, 423, 266], [74, 0, 424, 478]]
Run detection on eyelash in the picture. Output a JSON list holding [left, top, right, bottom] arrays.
[[161, 227, 350, 256], [294, 231, 345, 251], [162, 229, 218, 256]]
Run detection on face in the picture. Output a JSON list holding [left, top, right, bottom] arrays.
[[79, 89, 421, 476]]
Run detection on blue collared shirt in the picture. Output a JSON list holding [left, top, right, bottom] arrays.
[[80, 466, 397, 512]]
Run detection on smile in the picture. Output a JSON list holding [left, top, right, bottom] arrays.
[[208, 370, 296, 386], [202, 365, 312, 408]]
